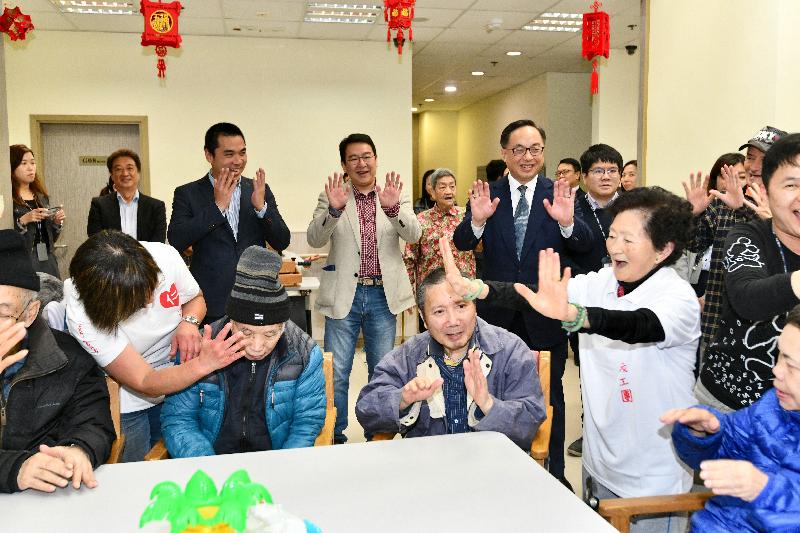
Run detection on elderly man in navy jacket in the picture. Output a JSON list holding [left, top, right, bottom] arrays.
[[168, 123, 290, 323], [453, 119, 594, 489]]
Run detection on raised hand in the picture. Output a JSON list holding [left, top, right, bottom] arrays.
[[325, 172, 349, 210], [39, 444, 97, 490], [710, 164, 744, 209], [469, 180, 499, 227], [513, 248, 572, 321], [463, 348, 493, 413], [744, 182, 771, 219], [682, 171, 712, 215], [543, 178, 574, 226], [376, 172, 403, 209], [196, 322, 246, 373], [699, 459, 768, 502], [400, 376, 444, 410], [660, 407, 720, 436], [251, 168, 267, 210], [438, 236, 484, 299], [213, 167, 238, 212], [0, 320, 28, 373]]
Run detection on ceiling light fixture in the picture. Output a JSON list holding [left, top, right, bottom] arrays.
[[424, 98, 435, 102], [506, 51, 522, 56], [304, 2, 380, 23], [471, 71, 485, 76], [52, 0, 136, 15], [444, 85, 457, 93], [411, 107, 418, 112], [522, 12, 583, 31]]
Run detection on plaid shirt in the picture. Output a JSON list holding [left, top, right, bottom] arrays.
[[354, 186, 400, 278], [404, 205, 475, 288], [690, 198, 755, 347]]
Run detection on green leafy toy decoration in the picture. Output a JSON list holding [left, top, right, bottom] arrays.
[[140, 469, 273, 533]]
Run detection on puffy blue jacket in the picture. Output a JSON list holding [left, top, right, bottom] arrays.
[[161, 320, 326, 457], [672, 389, 800, 532]]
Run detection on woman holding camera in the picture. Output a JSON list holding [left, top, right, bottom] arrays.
[[11, 144, 65, 278]]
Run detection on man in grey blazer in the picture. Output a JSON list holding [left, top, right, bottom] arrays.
[[307, 133, 421, 443]]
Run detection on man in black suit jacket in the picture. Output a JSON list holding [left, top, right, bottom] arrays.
[[86, 149, 166, 242], [453, 119, 595, 489], [168, 123, 290, 322]]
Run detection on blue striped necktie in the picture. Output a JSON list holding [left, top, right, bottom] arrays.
[[514, 184, 529, 258]]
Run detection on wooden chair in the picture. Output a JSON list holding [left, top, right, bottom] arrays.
[[598, 492, 712, 533], [104, 376, 125, 464], [373, 350, 553, 468], [144, 351, 336, 460]]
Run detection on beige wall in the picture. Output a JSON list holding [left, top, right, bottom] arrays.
[[0, 40, 9, 229], [417, 110, 459, 185], [5, 31, 412, 233], [644, 0, 799, 193], [591, 48, 640, 167]]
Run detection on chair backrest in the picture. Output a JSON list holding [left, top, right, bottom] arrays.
[[104, 376, 125, 463], [534, 350, 551, 407], [314, 351, 337, 446]]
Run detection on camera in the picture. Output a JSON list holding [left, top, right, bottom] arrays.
[[625, 45, 637, 56]]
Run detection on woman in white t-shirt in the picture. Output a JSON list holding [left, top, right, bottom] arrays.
[[442, 187, 699, 533], [65, 231, 246, 462]]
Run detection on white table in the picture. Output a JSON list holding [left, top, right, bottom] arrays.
[[0, 432, 615, 532]]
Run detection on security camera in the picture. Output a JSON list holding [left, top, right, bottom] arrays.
[[625, 45, 637, 55]]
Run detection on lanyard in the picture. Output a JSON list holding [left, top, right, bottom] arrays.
[[772, 227, 789, 274]]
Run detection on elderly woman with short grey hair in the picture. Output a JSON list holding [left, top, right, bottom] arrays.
[[404, 168, 476, 314]]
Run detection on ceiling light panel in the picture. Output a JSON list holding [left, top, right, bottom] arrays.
[[304, 2, 380, 24], [522, 12, 583, 32], [51, 0, 136, 15]]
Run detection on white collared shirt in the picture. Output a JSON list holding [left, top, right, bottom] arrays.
[[117, 189, 140, 239], [586, 191, 618, 211]]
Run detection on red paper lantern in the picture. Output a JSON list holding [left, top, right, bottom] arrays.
[[0, 6, 34, 41], [140, 0, 182, 78], [384, 0, 415, 56], [582, 1, 610, 95]]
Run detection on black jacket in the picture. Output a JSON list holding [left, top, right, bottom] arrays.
[[568, 193, 613, 275], [87, 191, 167, 242], [167, 175, 290, 318], [0, 317, 115, 493]]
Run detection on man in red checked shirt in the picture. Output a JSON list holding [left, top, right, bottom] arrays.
[[307, 133, 421, 443]]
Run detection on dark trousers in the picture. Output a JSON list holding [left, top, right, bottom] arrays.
[[509, 312, 567, 480]]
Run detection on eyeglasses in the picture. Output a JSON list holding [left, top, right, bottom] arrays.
[[588, 167, 620, 177], [0, 296, 33, 322], [555, 169, 576, 177], [508, 145, 544, 158], [345, 154, 375, 164]]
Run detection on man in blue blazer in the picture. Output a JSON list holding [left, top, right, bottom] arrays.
[[453, 119, 594, 490], [168, 123, 290, 323]]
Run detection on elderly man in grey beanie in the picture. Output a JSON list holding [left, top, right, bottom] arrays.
[[0, 229, 115, 493], [161, 246, 326, 457]]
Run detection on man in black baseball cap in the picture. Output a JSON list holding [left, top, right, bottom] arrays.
[[740, 125, 787, 187], [0, 229, 114, 493]]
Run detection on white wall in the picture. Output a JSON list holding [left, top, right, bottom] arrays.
[[5, 31, 412, 232], [591, 48, 640, 167], [644, 0, 799, 193]]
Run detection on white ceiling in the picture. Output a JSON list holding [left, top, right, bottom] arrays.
[[15, 0, 641, 110]]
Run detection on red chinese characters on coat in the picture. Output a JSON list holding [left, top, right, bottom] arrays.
[[618, 361, 633, 403]]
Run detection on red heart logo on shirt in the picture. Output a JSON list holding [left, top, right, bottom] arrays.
[[159, 283, 180, 308]]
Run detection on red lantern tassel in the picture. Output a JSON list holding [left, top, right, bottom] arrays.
[[590, 59, 599, 94], [157, 58, 166, 78]]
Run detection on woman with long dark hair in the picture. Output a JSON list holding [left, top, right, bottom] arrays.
[[10, 144, 65, 277]]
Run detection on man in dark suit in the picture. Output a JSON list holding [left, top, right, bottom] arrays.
[[168, 123, 290, 323], [453, 119, 594, 490], [86, 149, 166, 242]]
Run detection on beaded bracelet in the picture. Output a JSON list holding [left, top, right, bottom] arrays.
[[561, 303, 586, 333], [463, 279, 485, 302]]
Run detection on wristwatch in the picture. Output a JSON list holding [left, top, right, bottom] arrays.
[[181, 315, 201, 327]]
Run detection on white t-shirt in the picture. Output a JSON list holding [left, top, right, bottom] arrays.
[[568, 267, 699, 498], [65, 242, 200, 414]]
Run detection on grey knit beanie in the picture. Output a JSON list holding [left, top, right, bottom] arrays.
[[226, 246, 290, 326]]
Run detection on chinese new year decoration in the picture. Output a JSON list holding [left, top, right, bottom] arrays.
[[384, 0, 414, 55], [140, 0, 182, 78], [0, 6, 34, 41], [581, 1, 610, 95]]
